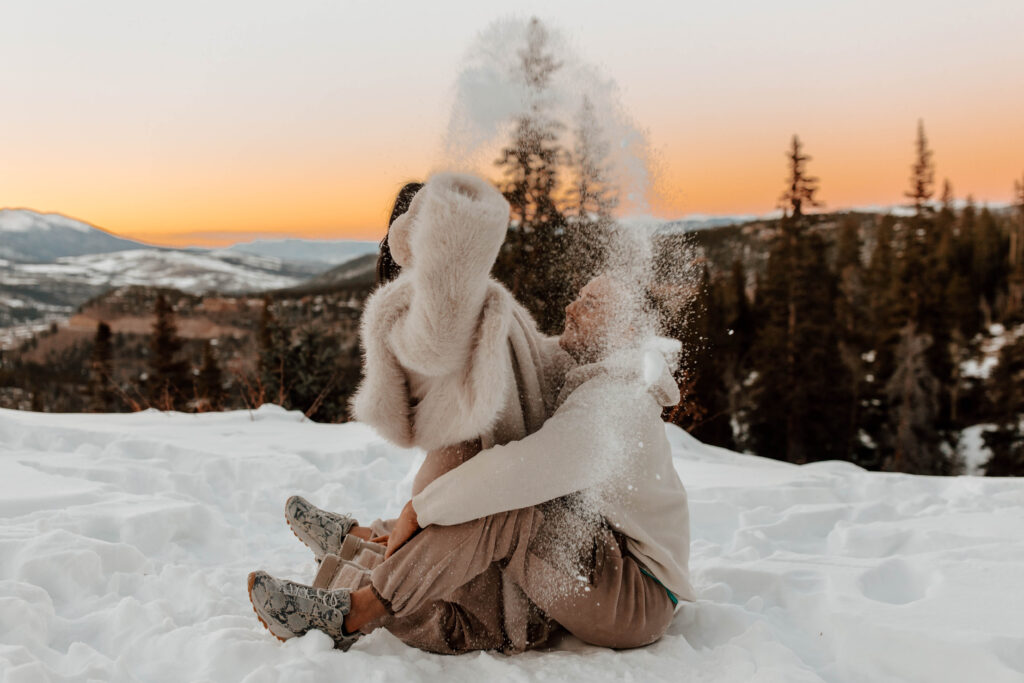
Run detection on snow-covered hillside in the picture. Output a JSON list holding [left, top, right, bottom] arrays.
[[0, 208, 380, 329], [5, 249, 310, 295], [0, 407, 1021, 682], [0, 248, 320, 329]]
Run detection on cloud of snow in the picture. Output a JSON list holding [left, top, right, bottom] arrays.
[[439, 16, 654, 214]]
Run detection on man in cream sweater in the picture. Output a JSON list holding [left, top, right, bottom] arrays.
[[249, 275, 696, 651]]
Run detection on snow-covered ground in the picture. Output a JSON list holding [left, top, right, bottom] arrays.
[[1, 407, 1022, 682]]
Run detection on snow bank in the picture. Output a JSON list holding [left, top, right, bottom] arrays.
[[1, 407, 1022, 682]]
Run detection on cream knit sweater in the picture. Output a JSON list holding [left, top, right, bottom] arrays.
[[413, 345, 698, 603]]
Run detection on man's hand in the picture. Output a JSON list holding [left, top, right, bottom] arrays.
[[385, 500, 421, 558]]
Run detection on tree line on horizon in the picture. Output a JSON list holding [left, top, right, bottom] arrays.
[[670, 129, 1024, 476], [458, 18, 1024, 476], [5, 16, 1024, 477]]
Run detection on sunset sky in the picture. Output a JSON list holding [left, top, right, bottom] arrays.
[[1, 1, 1022, 246]]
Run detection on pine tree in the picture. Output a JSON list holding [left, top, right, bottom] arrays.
[[148, 294, 189, 410], [973, 207, 1008, 316], [982, 335, 1024, 476], [891, 122, 957, 435], [936, 178, 956, 252], [749, 137, 851, 463], [567, 94, 618, 221], [197, 341, 224, 411], [896, 121, 939, 317], [905, 120, 935, 215], [90, 321, 115, 411], [884, 322, 953, 474], [865, 215, 900, 376], [834, 216, 873, 465], [788, 231, 854, 463], [493, 17, 570, 334], [748, 235, 791, 460], [289, 327, 347, 422], [1006, 173, 1024, 320], [561, 94, 619, 298], [726, 259, 755, 360], [257, 297, 291, 406], [748, 233, 852, 465], [778, 135, 821, 219], [667, 264, 733, 448], [714, 259, 754, 451]]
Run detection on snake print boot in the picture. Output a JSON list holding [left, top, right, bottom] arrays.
[[284, 495, 357, 561], [247, 571, 360, 650]]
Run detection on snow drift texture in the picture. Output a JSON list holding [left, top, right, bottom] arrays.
[[0, 406, 1022, 682]]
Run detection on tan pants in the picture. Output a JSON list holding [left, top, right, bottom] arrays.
[[368, 505, 676, 653]]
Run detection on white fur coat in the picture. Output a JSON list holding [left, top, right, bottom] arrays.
[[351, 172, 570, 452]]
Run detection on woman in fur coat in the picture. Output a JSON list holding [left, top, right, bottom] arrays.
[[353, 171, 571, 458], [277, 172, 574, 653]]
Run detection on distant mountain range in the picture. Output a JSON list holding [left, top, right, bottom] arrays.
[[0, 209, 380, 330], [274, 253, 379, 294], [221, 238, 378, 266], [0, 209, 149, 262], [6, 203, 959, 335]]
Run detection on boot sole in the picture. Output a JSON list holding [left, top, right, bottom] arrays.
[[247, 572, 287, 643]]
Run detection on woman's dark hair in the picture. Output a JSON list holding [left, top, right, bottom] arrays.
[[377, 182, 424, 285]]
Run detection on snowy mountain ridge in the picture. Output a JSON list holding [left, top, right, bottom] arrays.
[[6, 249, 314, 294], [0, 209, 93, 234], [0, 208, 377, 266], [0, 209, 149, 263], [0, 209, 378, 329]]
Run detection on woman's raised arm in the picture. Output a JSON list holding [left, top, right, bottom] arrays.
[[387, 172, 510, 377]]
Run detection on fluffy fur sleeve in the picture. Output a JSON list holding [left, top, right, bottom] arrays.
[[350, 279, 517, 451], [387, 172, 510, 378]]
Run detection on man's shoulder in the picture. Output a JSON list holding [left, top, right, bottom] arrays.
[[557, 361, 644, 410]]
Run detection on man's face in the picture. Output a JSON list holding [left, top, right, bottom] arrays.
[[559, 276, 632, 362]]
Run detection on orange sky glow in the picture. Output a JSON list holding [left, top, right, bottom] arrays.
[[1, 2, 1021, 247]]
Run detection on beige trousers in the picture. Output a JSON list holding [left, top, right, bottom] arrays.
[[368, 504, 676, 653]]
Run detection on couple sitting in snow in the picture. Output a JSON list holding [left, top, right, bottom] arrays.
[[247, 172, 696, 653]]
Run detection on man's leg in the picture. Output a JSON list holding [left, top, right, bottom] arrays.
[[345, 507, 546, 648], [373, 566, 510, 654], [508, 527, 676, 649], [345, 506, 673, 652]]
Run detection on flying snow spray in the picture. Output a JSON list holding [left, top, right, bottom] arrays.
[[435, 16, 704, 598]]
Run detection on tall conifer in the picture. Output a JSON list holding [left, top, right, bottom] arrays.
[[905, 120, 935, 215], [982, 336, 1024, 476], [90, 321, 115, 412], [885, 322, 951, 474], [1007, 174, 1024, 320], [493, 17, 570, 334], [197, 341, 225, 411], [149, 294, 189, 410]]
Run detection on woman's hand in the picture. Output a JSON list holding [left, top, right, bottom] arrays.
[[385, 500, 421, 558]]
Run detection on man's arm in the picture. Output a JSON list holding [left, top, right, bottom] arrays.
[[411, 375, 638, 527]]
